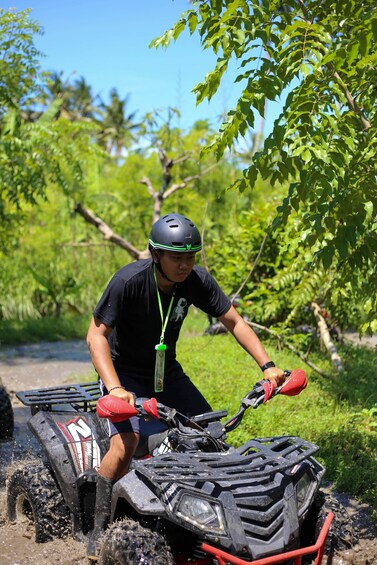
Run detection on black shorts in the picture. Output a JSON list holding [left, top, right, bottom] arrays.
[[100, 368, 211, 437]]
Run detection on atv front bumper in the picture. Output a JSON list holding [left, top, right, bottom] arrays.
[[199, 512, 334, 565]]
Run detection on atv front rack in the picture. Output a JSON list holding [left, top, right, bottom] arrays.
[[200, 512, 334, 565], [137, 436, 321, 482], [16, 381, 100, 412]]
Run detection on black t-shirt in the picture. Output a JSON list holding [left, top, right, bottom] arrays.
[[93, 259, 231, 376]]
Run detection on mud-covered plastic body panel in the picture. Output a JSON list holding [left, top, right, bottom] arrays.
[[17, 382, 109, 535], [28, 410, 109, 515], [114, 436, 325, 561]]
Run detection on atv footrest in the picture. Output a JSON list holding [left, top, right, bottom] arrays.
[[16, 381, 100, 411], [200, 512, 334, 565]]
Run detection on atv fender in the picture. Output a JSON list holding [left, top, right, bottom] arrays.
[[111, 469, 165, 519], [27, 409, 109, 519]]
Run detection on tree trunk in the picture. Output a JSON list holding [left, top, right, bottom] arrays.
[[311, 302, 344, 372]]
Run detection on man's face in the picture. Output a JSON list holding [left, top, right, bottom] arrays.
[[158, 251, 196, 283]]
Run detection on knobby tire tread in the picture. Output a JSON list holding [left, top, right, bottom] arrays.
[[98, 517, 174, 565], [7, 461, 71, 542]]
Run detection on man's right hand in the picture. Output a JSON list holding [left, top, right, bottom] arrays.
[[109, 387, 135, 406]]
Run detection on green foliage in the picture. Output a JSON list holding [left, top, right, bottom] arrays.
[[0, 8, 42, 112], [1, 114, 99, 212], [153, 0, 377, 334], [0, 8, 103, 232], [205, 204, 278, 297], [0, 315, 91, 345], [97, 88, 140, 157], [203, 197, 371, 349], [1, 3, 374, 348], [0, 183, 127, 321]]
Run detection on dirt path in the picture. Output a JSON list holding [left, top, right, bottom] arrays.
[[344, 331, 377, 349], [0, 340, 92, 564], [0, 340, 376, 564]]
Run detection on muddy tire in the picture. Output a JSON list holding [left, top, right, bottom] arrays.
[[0, 384, 13, 440], [302, 490, 359, 558], [98, 518, 174, 565], [316, 490, 359, 551], [7, 462, 71, 542]]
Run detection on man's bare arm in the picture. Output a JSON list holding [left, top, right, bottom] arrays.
[[87, 317, 134, 404], [219, 306, 285, 387]]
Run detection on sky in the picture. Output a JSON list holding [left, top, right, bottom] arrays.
[[6, 0, 282, 133]]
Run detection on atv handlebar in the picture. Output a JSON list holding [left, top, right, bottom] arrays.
[[223, 369, 307, 432], [96, 393, 178, 424], [96, 369, 307, 431]]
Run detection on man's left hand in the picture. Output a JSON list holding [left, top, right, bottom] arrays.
[[263, 367, 285, 387]]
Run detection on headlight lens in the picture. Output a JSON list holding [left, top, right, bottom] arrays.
[[295, 472, 312, 513], [176, 494, 225, 533]]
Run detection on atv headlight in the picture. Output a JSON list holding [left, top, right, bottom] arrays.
[[176, 494, 225, 533], [295, 472, 312, 513]]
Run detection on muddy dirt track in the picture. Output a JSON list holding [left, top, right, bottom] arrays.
[[0, 341, 92, 564], [0, 339, 376, 564]]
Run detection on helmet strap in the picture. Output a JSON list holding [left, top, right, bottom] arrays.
[[151, 249, 175, 283], [156, 261, 175, 283]]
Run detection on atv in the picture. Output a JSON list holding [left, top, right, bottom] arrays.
[[0, 377, 14, 441], [7, 370, 341, 564]]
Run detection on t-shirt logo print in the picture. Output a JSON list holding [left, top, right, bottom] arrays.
[[172, 298, 187, 321]]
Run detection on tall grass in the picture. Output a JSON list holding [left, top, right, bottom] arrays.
[[0, 315, 91, 345]]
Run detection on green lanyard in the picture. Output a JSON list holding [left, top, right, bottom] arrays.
[[153, 266, 175, 393], [153, 265, 175, 344]]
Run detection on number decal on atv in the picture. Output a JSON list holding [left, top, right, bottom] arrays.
[[58, 416, 101, 473]]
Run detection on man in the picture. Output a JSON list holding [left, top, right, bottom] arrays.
[[86, 213, 284, 558]]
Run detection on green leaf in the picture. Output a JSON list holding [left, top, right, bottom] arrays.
[[149, 29, 174, 49], [321, 246, 334, 270], [173, 19, 186, 41], [37, 98, 63, 125], [188, 11, 198, 34], [371, 18, 377, 40], [347, 41, 360, 65], [364, 201, 373, 218], [334, 237, 348, 259], [324, 216, 336, 233]]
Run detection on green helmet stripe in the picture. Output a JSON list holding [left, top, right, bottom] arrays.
[[149, 239, 201, 252]]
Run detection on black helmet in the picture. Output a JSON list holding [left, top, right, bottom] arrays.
[[149, 213, 202, 253]]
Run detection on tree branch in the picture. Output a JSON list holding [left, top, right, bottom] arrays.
[[171, 153, 192, 166], [140, 176, 156, 197], [247, 321, 332, 379], [232, 230, 269, 301], [200, 202, 210, 273], [163, 164, 218, 199], [333, 71, 371, 130], [74, 203, 150, 260]]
